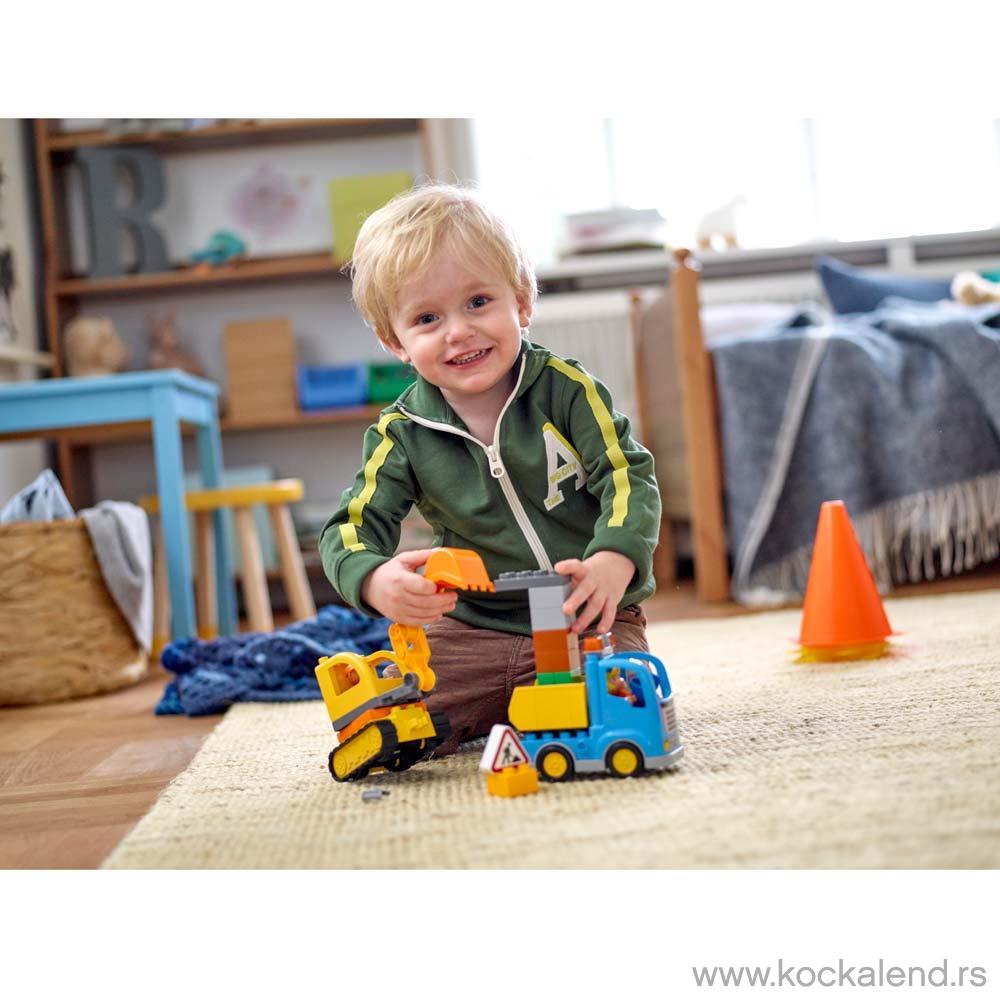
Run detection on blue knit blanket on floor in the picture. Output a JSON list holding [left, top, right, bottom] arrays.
[[155, 605, 392, 716]]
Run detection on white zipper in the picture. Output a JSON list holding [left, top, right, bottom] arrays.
[[398, 358, 554, 572]]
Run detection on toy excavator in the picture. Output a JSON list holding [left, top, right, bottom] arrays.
[[315, 548, 494, 782]]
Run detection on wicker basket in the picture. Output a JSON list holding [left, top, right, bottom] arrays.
[[0, 519, 148, 706]]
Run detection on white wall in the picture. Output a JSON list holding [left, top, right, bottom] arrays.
[[0, 119, 47, 502]]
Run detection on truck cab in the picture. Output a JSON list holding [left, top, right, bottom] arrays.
[[510, 649, 684, 780]]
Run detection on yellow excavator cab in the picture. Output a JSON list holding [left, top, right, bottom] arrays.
[[315, 650, 401, 723]]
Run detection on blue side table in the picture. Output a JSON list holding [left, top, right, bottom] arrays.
[[0, 370, 236, 641]]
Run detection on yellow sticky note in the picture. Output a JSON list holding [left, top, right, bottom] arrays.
[[329, 172, 413, 262]]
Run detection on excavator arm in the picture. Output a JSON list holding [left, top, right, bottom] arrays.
[[387, 623, 436, 693]]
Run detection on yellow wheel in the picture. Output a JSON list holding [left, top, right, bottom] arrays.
[[606, 741, 643, 778], [537, 746, 574, 782], [329, 721, 397, 782]]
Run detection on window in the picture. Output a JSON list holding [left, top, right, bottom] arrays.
[[471, 118, 1000, 265], [472, 117, 611, 266], [810, 120, 1000, 242]]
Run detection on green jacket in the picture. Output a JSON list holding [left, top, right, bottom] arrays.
[[319, 339, 661, 634]]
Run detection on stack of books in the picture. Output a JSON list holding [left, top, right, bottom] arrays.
[[559, 207, 667, 257]]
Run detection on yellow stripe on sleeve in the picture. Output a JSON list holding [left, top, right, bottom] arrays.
[[339, 411, 407, 552], [338, 523, 364, 552], [547, 357, 630, 526]]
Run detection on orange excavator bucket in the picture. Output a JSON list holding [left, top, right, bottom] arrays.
[[423, 547, 496, 593]]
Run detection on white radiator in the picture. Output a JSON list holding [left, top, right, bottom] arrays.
[[529, 290, 639, 423], [529, 276, 823, 432]]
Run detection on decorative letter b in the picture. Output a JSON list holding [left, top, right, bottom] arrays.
[[76, 146, 169, 278]]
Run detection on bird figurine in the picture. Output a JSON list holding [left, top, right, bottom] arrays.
[[190, 230, 247, 268]]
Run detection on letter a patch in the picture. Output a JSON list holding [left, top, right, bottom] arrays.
[[542, 422, 586, 510]]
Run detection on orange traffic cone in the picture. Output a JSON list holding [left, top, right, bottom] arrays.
[[797, 500, 894, 662]]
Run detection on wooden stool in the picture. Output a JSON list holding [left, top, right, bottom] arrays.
[[140, 479, 316, 651]]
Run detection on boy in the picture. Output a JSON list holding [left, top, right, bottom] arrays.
[[319, 184, 661, 754]]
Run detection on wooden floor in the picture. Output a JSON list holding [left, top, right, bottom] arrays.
[[2, 566, 998, 869]]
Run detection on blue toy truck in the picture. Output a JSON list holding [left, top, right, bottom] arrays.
[[508, 643, 684, 780]]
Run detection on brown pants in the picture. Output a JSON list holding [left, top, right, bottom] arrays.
[[424, 605, 648, 756]]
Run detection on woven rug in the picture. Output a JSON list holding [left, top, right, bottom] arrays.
[[104, 589, 1000, 869]]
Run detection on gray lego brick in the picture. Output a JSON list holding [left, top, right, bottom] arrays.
[[494, 570, 567, 592], [528, 587, 570, 611], [529, 606, 573, 632]]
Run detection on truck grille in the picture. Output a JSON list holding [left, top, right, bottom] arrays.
[[661, 696, 678, 733]]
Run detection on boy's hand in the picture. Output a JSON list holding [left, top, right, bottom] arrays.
[[360, 549, 458, 625], [554, 551, 636, 634]]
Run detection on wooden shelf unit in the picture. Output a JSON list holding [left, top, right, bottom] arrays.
[[41, 118, 421, 155], [30, 117, 430, 505], [54, 251, 348, 298], [0, 404, 385, 446]]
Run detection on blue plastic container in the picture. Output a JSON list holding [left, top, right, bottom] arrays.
[[296, 363, 368, 410]]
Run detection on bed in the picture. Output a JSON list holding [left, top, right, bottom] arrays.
[[639, 249, 1000, 604]]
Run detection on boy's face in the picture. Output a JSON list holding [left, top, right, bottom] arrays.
[[387, 243, 532, 405]]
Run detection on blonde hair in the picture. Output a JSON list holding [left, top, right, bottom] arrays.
[[349, 184, 537, 348]]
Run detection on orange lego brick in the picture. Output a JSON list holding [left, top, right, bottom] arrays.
[[533, 628, 573, 672], [485, 764, 540, 798]]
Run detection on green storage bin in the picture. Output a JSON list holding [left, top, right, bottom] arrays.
[[367, 362, 416, 403]]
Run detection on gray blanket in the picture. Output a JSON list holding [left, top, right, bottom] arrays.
[[80, 501, 153, 652], [712, 299, 1000, 605]]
